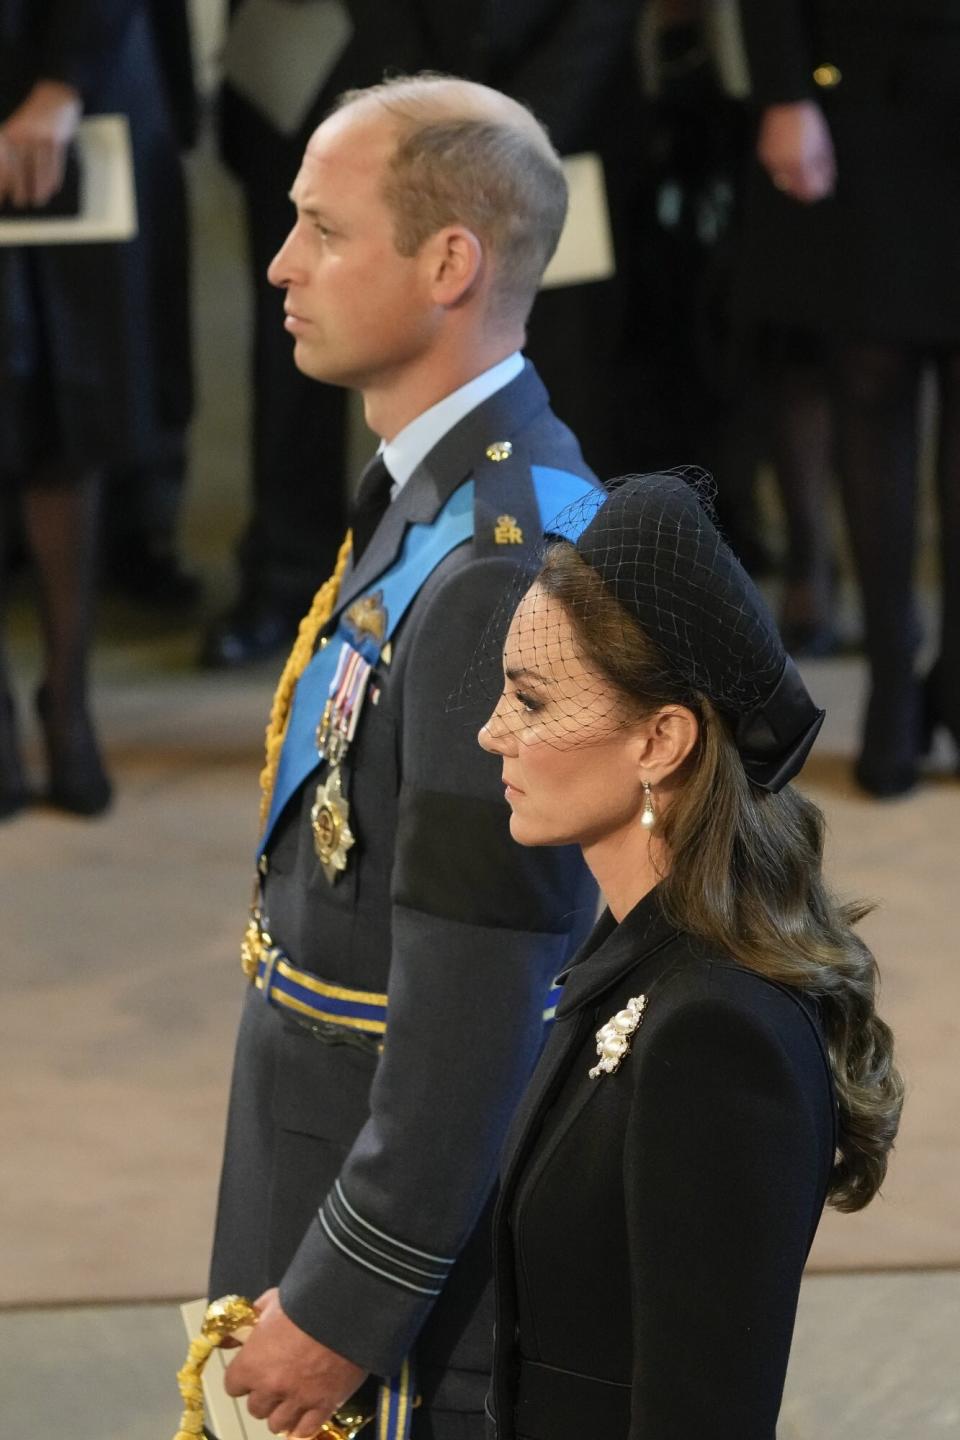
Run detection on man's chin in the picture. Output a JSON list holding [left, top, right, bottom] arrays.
[[291, 342, 349, 388]]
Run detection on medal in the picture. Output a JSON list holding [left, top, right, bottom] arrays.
[[312, 641, 373, 879], [311, 764, 355, 882]]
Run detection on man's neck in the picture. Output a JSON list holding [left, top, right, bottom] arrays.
[[362, 331, 525, 441]]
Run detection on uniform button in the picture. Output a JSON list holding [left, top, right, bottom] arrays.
[[259, 854, 269, 876], [813, 63, 842, 88]]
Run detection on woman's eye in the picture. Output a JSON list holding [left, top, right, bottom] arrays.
[[514, 689, 542, 714]]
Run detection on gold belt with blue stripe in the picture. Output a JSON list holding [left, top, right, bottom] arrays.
[[241, 911, 561, 1040]]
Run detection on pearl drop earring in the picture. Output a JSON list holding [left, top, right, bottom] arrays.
[[640, 779, 656, 828]]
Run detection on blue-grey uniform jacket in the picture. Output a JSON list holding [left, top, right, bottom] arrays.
[[208, 362, 600, 1415]]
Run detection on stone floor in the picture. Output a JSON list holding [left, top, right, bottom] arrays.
[[2, 1272, 958, 1439]]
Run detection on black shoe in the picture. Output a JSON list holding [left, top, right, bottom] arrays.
[[853, 680, 921, 799], [0, 693, 29, 819], [37, 685, 113, 816], [920, 658, 960, 765], [105, 539, 202, 611], [199, 596, 303, 669]]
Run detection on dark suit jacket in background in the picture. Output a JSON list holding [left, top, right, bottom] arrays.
[[735, 0, 960, 342], [489, 887, 836, 1440], [209, 363, 601, 1415]]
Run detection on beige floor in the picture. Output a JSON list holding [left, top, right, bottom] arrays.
[[1, 1272, 958, 1440]]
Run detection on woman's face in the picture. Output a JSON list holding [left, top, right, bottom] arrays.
[[478, 585, 649, 848]]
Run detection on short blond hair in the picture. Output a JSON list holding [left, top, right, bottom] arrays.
[[335, 74, 567, 322]]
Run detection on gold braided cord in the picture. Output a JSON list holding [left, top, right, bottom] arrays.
[[173, 1332, 217, 1440], [258, 530, 353, 832], [173, 1295, 259, 1440]]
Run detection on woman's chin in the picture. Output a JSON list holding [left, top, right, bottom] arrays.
[[508, 810, 560, 848]]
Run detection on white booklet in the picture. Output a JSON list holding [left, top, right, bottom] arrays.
[[0, 114, 137, 246], [541, 152, 616, 290], [223, 0, 354, 137], [179, 1299, 273, 1440]]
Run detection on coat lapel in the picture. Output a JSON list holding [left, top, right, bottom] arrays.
[[555, 887, 681, 1018], [498, 893, 680, 1204], [332, 361, 550, 617]]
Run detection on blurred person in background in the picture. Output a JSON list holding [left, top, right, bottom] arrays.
[[101, 0, 200, 613], [738, 0, 960, 796], [0, 0, 193, 816], [628, 0, 772, 574], [201, 0, 639, 670]]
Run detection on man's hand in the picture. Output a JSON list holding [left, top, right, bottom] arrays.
[[223, 1287, 368, 1438], [757, 100, 836, 204], [0, 80, 82, 208]]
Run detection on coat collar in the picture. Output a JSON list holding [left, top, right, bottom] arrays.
[[334, 361, 549, 614], [555, 885, 682, 1017]]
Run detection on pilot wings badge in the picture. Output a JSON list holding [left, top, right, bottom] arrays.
[[344, 590, 388, 649]]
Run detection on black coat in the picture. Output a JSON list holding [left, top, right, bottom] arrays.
[[735, 0, 960, 342], [489, 888, 837, 1440], [209, 364, 601, 1416], [0, 0, 192, 473]]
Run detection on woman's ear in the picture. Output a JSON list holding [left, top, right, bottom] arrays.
[[632, 706, 699, 783]]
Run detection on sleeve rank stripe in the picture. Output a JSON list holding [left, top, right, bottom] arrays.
[[318, 1211, 445, 1296], [334, 1179, 456, 1265], [324, 1193, 450, 1283]]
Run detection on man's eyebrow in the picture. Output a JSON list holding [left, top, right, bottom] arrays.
[[287, 192, 332, 221]]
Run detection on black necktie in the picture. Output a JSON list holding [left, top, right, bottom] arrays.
[[351, 454, 394, 563]]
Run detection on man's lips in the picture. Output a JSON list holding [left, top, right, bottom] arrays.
[[283, 309, 310, 332]]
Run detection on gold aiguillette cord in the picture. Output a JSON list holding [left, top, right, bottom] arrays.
[[173, 1295, 376, 1440]]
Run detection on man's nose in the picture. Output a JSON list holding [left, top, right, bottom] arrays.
[[267, 223, 299, 288]]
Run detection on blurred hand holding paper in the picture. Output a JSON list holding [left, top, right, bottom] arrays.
[[0, 115, 137, 246], [541, 152, 615, 289]]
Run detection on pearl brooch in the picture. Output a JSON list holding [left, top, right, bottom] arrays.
[[588, 994, 648, 1078]]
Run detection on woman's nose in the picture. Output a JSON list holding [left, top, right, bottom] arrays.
[[478, 703, 514, 755], [477, 720, 502, 754]]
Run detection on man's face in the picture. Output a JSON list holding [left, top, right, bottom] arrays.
[[268, 107, 437, 393]]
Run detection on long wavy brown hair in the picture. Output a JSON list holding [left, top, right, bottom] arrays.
[[538, 542, 903, 1212]]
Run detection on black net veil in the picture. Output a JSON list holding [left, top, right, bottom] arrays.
[[453, 470, 825, 792]]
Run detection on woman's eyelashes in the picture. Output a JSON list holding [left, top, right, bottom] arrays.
[[512, 687, 543, 714]]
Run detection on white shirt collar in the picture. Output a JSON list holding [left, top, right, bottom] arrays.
[[381, 351, 524, 492]]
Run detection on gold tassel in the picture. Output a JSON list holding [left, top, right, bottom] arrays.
[[258, 530, 353, 833], [172, 1296, 259, 1440]]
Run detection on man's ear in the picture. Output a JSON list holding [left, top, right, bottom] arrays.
[[425, 225, 484, 307]]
